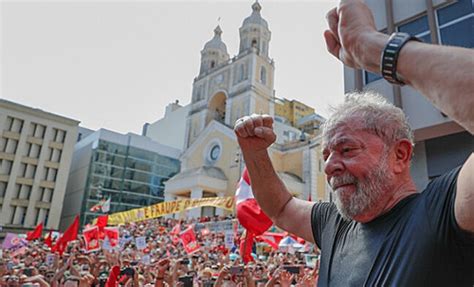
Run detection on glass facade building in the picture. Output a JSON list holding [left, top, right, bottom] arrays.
[[81, 140, 180, 225], [61, 129, 181, 228]]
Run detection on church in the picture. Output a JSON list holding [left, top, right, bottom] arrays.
[[157, 1, 329, 218]]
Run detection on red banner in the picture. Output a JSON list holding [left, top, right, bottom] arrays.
[[179, 226, 200, 254], [104, 227, 119, 247], [83, 226, 100, 252]]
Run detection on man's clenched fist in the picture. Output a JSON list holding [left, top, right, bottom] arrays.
[[234, 114, 276, 152]]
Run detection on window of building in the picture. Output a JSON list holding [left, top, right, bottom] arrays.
[[39, 187, 53, 202], [34, 208, 40, 225], [437, 0, 473, 25], [44, 209, 49, 226], [251, 39, 258, 47], [0, 181, 7, 197], [28, 122, 46, 138], [4, 139, 18, 154], [260, 66, 267, 85], [437, 0, 474, 48], [28, 143, 42, 158], [52, 128, 66, 143], [239, 64, 245, 81], [25, 164, 37, 179], [10, 206, 27, 225], [0, 138, 6, 152], [43, 167, 58, 182], [397, 14, 431, 43], [5, 116, 24, 133], [0, 159, 13, 175], [20, 163, 37, 178], [48, 147, 62, 162], [17, 184, 32, 200]]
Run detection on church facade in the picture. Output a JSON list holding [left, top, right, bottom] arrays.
[[164, 2, 329, 218]]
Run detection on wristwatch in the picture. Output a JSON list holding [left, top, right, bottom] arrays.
[[380, 32, 421, 85]]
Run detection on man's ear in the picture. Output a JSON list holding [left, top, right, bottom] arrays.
[[392, 139, 413, 174]]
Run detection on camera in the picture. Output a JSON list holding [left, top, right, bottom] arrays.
[[178, 276, 193, 287], [230, 265, 244, 275], [283, 265, 300, 274]]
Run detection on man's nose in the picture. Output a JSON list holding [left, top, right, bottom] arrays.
[[324, 152, 344, 177]]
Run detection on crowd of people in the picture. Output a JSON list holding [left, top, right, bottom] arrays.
[[0, 216, 320, 287]]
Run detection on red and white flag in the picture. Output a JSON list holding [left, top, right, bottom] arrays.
[[83, 226, 100, 252], [236, 167, 273, 235], [236, 167, 273, 263], [179, 225, 200, 254], [256, 232, 285, 250], [170, 223, 181, 245]]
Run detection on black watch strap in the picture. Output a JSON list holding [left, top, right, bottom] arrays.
[[381, 32, 421, 85]]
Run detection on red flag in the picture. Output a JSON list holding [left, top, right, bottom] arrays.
[[52, 216, 79, 255], [96, 215, 108, 229], [170, 223, 181, 236], [236, 167, 273, 235], [44, 231, 53, 248], [239, 231, 255, 263], [83, 226, 100, 252], [26, 223, 43, 241], [106, 265, 121, 287], [104, 227, 119, 247], [96, 215, 108, 239], [179, 225, 200, 254]]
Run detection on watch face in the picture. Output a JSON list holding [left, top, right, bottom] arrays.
[[210, 145, 220, 161]]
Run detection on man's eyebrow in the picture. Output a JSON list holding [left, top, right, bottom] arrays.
[[325, 137, 359, 148]]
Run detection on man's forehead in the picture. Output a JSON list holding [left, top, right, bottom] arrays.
[[322, 124, 368, 148]]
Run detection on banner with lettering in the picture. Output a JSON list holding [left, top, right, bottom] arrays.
[[98, 196, 235, 225]]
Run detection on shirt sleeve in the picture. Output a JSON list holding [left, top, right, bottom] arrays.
[[422, 166, 474, 245], [311, 202, 338, 250]]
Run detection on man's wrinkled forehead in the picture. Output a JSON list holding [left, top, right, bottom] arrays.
[[322, 121, 367, 149]]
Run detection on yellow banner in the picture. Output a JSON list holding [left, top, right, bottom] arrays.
[[102, 197, 235, 225]]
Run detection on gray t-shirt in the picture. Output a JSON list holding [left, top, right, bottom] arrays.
[[311, 167, 474, 286]]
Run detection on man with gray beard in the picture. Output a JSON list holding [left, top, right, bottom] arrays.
[[234, 0, 473, 285]]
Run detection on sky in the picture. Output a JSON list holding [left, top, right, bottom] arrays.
[[1, 0, 343, 135]]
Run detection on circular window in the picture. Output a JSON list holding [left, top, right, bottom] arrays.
[[210, 145, 221, 161]]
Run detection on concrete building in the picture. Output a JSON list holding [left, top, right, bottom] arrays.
[[0, 99, 79, 234], [343, 0, 473, 189], [61, 129, 181, 228], [143, 101, 190, 151], [274, 97, 315, 128], [163, 1, 329, 219]]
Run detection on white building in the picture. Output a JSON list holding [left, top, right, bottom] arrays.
[[0, 99, 79, 234], [142, 101, 190, 151]]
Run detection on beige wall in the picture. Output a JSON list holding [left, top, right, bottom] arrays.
[[0, 99, 79, 233]]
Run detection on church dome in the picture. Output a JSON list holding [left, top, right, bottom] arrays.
[[203, 25, 228, 53], [242, 1, 268, 29]]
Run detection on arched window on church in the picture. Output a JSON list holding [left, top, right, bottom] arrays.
[[239, 64, 245, 81], [252, 39, 258, 48], [260, 66, 267, 85], [210, 61, 216, 68]]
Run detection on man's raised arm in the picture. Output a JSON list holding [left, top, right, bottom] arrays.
[[324, 0, 474, 233], [324, 0, 474, 133], [234, 114, 315, 242]]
